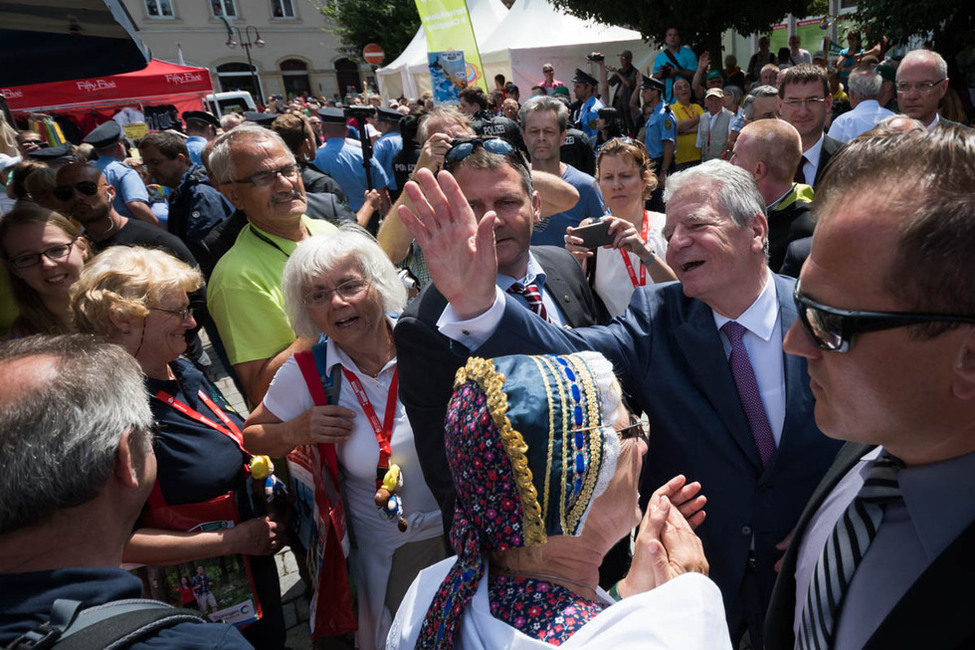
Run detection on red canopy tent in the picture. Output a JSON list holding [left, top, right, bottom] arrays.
[[1, 59, 213, 118]]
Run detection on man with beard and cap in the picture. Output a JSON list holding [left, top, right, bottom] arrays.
[[83, 120, 158, 225], [54, 161, 211, 365], [183, 111, 220, 166], [571, 68, 604, 140], [206, 124, 338, 406]]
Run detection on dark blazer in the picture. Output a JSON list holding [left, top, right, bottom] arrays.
[[474, 273, 842, 629], [812, 135, 844, 187], [765, 442, 975, 649], [778, 235, 812, 279], [394, 245, 609, 530]]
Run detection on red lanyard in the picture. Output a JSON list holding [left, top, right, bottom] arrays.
[[620, 211, 650, 288], [342, 367, 399, 489], [153, 389, 247, 453]]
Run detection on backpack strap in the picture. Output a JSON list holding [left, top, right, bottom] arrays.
[[294, 339, 342, 481], [6, 599, 204, 650]]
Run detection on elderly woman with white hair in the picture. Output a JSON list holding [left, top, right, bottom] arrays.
[[388, 351, 731, 649], [243, 225, 446, 650]]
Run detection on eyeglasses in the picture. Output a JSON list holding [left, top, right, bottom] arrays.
[[150, 306, 194, 322], [8, 240, 76, 270], [53, 181, 99, 202], [617, 416, 649, 446], [21, 140, 47, 149], [303, 279, 368, 307], [444, 137, 529, 174], [793, 281, 975, 353], [781, 97, 827, 108], [895, 80, 945, 93], [231, 163, 301, 188]]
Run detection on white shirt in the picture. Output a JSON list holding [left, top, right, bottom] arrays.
[[711, 270, 787, 445], [438, 252, 567, 335], [800, 134, 825, 185], [827, 99, 895, 142]]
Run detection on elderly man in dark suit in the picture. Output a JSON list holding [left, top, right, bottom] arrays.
[[778, 64, 844, 187], [765, 126, 975, 650], [397, 157, 841, 648], [394, 138, 608, 533]]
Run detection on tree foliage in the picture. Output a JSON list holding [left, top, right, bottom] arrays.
[[547, 0, 819, 59], [855, 0, 973, 61], [316, 0, 421, 65]]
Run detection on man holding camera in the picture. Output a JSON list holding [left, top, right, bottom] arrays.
[[654, 27, 698, 104], [606, 50, 639, 135]]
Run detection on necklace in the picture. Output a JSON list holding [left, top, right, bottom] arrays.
[[86, 214, 120, 240], [495, 568, 598, 596]]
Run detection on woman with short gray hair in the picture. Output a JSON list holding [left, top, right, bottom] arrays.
[[243, 225, 445, 650]]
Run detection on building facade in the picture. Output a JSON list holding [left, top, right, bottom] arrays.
[[123, 0, 367, 102]]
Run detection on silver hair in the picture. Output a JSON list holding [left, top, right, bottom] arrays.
[[417, 106, 473, 144], [665, 160, 768, 258], [207, 123, 295, 184], [742, 85, 779, 121], [898, 49, 948, 81], [0, 334, 153, 534], [847, 66, 883, 100], [282, 225, 408, 339], [519, 95, 570, 131], [724, 85, 744, 106]]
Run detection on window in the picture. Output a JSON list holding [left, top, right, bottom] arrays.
[[145, 0, 174, 18], [281, 59, 310, 96], [217, 62, 262, 100], [272, 0, 296, 18], [211, 0, 237, 18]]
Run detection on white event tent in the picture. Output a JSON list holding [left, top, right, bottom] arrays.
[[376, 0, 508, 101], [478, 0, 652, 101], [378, 0, 654, 104]]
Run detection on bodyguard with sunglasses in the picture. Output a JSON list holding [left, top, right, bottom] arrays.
[[401, 157, 843, 648], [765, 126, 975, 650]]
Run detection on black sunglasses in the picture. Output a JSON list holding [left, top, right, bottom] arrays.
[[444, 137, 529, 173], [53, 180, 99, 202], [793, 281, 975, 353]]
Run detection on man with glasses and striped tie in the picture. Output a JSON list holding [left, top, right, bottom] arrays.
[[765, 125, 975, 649]]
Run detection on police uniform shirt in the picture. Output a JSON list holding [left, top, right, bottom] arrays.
[[575, 95, 605, 139], [643, 103, 677, 160]]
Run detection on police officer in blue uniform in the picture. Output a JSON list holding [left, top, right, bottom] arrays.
[[571, 68, 604, 141], [639, 75, 676, 211]]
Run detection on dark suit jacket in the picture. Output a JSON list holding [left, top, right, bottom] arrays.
[[812, 135, 844, 187], [765, 442, 975, 649], [779, 235, 812, 279], [475, 273, 842, 622], [394, 245, 609, 530]]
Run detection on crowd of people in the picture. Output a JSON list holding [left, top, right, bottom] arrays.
[[0, 23, 973, 650]]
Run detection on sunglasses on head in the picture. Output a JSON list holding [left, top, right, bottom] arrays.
[[793, 281, 975, 353], [53, 181, 99, 202], [444, 137, 529, 173]]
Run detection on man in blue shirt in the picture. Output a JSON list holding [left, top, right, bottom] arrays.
[[313, 107, 390, 212], [639, 75, 677, 210], [183, 110, 220, 166], [653, 27, 698, 104], [571, 68, 604, 140], [521, 95, 605, 247], [82, 120, 157, 225]]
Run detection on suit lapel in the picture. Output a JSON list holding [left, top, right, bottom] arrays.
[[673, 296, 764, 469], [532, 246, 587, 327], [775, 275, 808, 461]]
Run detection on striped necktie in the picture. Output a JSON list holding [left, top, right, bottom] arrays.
[[798, 452, 904, 650], [507, 281, 552, 323]]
